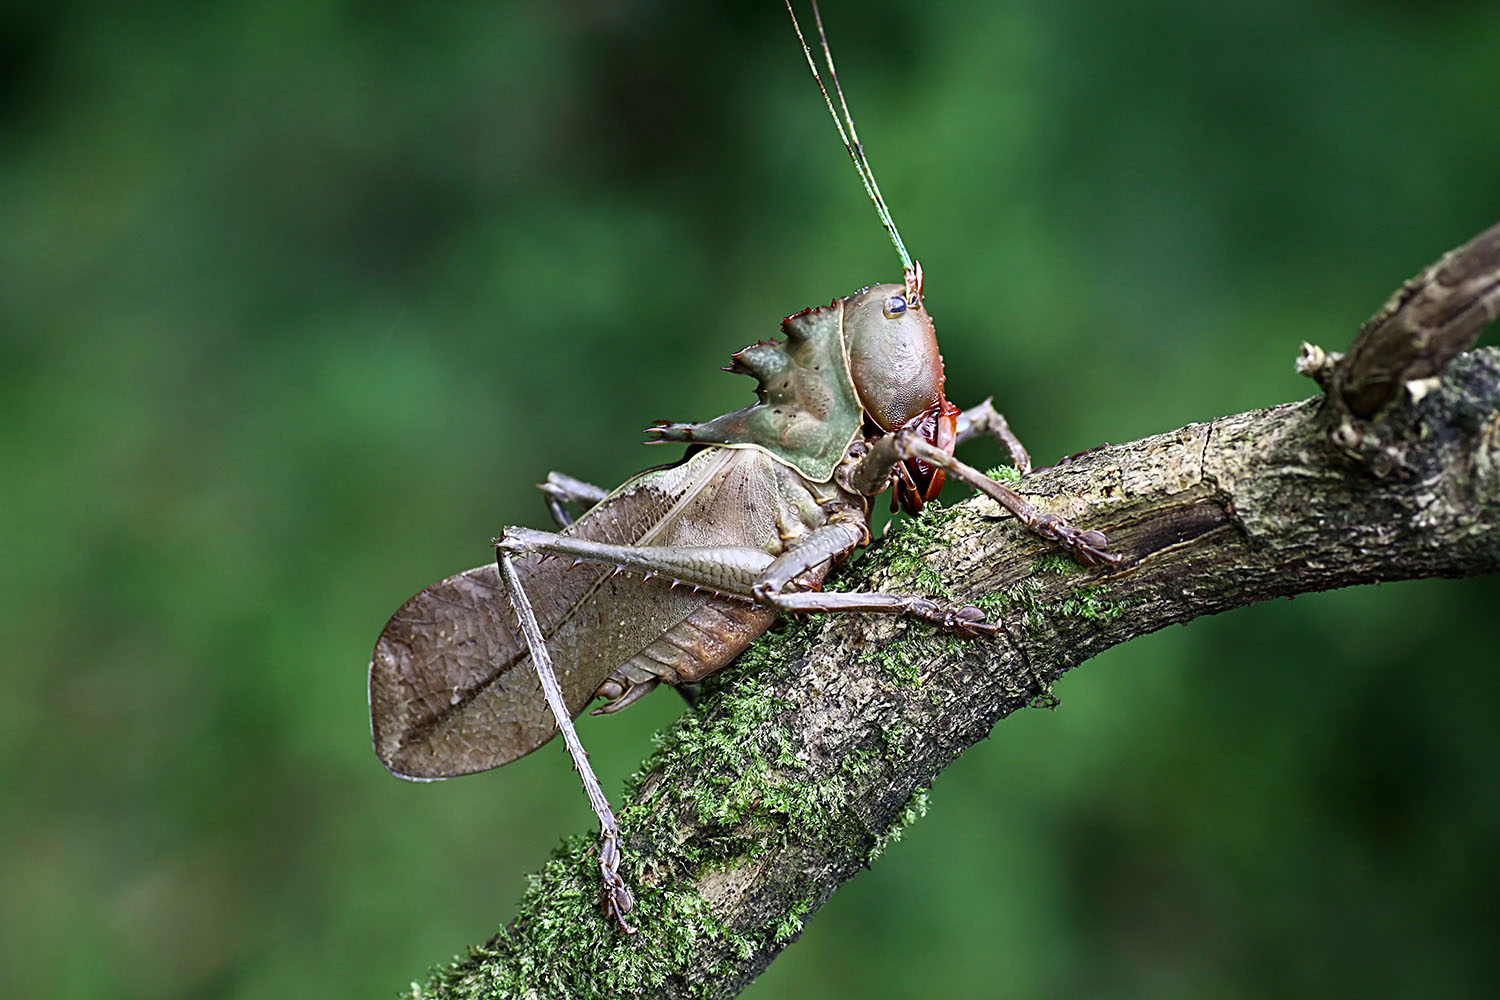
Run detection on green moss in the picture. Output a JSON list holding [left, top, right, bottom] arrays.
[[621, 614, 887, 868], [854, 627, 927, 687], [970, 575, 1133, 711], [641, 679, 795, 828], [879, 720, 912, 762], [975, 578, 1047, 639], [1032, 553, 1075, 576], [829, 502, 985, 687], [838, 747, 873, 780], [977, 574, 1132, 633], [1057, 584, 1131, 622], [984, 464, 1023, 483], [772, 897, 815, 943], [413, 833, 740, 1000], [869, 499, 960, 600], [869, 786, 930, 862], [641, 695, 845, 842]]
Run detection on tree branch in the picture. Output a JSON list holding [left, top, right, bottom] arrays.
[[413, 223, 1500, 1000]]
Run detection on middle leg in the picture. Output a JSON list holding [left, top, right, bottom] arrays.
[[955, 397, 1032, 475], [537, 472, 610, 528], [494, 519, 1002, 637]]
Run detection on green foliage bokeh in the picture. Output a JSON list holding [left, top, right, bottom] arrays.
[[3, 2, 1499, 997]]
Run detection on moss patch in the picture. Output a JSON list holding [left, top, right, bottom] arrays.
[[1032, 553, 1075, 576], [1057, 584, 1131, 622], [869, 786, 930, 862], [854, 626, 938, 687], [985, 464, 1023, 483], [415, 835, 740, 1000], [772, 896, 815, 943], [866, 499, 961, 600], [623, 618, 850, 845]]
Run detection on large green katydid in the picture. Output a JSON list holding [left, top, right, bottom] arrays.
[[369, 0, 1120, 933]]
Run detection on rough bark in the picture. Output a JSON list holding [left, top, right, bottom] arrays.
[[410, 222, 1500, 1000]]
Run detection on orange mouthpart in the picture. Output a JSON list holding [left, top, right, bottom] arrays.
[[893, 400, 960, 514]]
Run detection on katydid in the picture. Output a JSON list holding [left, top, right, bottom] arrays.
[[369, 0, 1119, 934]]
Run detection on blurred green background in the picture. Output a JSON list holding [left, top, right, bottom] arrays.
[[4, 1, 1499, 997]]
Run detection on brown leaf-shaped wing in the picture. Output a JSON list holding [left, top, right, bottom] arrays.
[[368, 447, 805, 779], [371, 563, 550, 778], [371, 549, 727, 779]]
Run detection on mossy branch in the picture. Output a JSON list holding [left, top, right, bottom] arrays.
[[410, 222, 1500, 1000]]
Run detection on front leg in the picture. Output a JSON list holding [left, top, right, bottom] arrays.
[[955, 397, 1031, 475], [917, 433, 1119, 566], [849, 431, 1121, 567]]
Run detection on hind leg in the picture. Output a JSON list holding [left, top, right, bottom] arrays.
[[494, 549, 636, 933]]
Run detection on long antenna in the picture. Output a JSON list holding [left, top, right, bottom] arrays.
[[784, 1, 919, 296]]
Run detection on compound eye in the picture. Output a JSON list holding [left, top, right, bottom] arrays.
[[882, 293, 908, 319]]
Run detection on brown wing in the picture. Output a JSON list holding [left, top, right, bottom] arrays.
[[368, 447, 812, 779], [370, 559, 707, 778], [371, 563, 546, 779]]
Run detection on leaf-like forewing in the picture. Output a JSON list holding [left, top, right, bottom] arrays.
[[369, 448, 807, 778]]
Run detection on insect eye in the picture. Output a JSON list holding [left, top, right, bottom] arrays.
[[882, 294, 908, 319]]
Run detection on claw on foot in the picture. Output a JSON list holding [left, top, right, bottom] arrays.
[[945, 604, 1000, 638], [1034, 515, 1122, 568], [910, 598, 1002, 637], [599, 831, 637, 935]]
